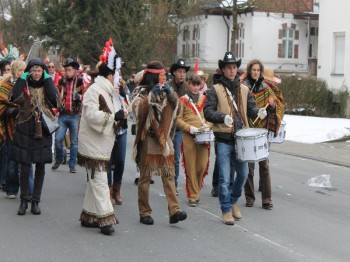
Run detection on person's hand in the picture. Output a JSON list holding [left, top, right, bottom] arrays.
[[268, 97, 275, 107], [224, 115, 233, 127], [152, 84, 161, 96], [202, 123, 210, 131], [258, 108, 267, 120], [114, 109, 126, 121], [189, 126, 199, 134], [162, 83, 171, 94]]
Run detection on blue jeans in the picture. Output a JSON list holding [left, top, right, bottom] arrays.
[[55, 114, 79, 168], [216, 142, 248, 213], [173, 130, 182, 188], [107, 131, 127, 186]]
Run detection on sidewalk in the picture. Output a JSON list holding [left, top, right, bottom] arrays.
[[270, 140, 350, 168]]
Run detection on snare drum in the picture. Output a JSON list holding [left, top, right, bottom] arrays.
[[235, 128, 269, 162], [268, 120, 286, 143], [195, 131, 215, 144]]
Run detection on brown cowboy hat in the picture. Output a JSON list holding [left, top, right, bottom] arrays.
[[170, 58, 190, 76], [218, 51, 241, 70], [197, 70, 209, 82], [263, 68, 281, 84]]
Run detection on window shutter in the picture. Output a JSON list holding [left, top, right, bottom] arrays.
[[295, 30, 299, 40], [294, 44, 299, 59], [278, 44, 282, 58], [279, 29, 282, 39]]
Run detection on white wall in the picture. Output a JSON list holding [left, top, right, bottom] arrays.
[[178, 11, 315, 74], [177, 15, 230, 70], [238, 12, 309, 72], [317, 0, 350, 92]]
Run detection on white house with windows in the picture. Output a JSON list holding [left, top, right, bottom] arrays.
[[177, 3, 319, 75], [317, 0, 350, 116], [317, 0, 349, 92]]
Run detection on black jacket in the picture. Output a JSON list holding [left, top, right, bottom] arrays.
[[204, 74, 258, 144]]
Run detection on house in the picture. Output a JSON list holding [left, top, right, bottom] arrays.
[[317, 0, 350, 117], [177, 0, 318, 76]]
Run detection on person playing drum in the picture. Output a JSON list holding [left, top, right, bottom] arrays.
[[243, 59, 278, 210], [204, 51, 267, 225], [176, 74, 212, 207]]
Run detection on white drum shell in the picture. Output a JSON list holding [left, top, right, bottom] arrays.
[[195, 131, 215, 144], [235, 128, 269, 162], [268, 120, 286, 143]]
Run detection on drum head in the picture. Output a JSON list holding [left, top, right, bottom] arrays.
[[236, 128, 268, 138]]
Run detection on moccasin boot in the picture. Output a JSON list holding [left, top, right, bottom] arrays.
[[222, 212, 234, 225], [232, 204, 241, 220], [17, 200, 28, 216], [113, 184, 122, 205]]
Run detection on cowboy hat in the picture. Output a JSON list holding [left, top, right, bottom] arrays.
[[63, 58, 80, 70], [170, 58, 190, 76], [218, 51, 241, 70], [197, 70, 209, 82], [263, 68, 281, 84]]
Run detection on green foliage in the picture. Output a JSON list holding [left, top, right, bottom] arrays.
[[36, 0, 105, 65], [0, 0, 39, 53], [279, 76, 349, 117]]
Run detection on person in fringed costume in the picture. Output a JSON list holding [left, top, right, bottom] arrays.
[[176, 74, 211, 207], [78, 39, 119, 235], [243, 59, 278, 210], [9, 58, 58, 216], [132, 61, 187, 225]]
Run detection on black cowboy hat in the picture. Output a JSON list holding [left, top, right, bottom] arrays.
[[218, 51, 241, 70], [170, 58, 190, 76], [63, 58, 80, 70]]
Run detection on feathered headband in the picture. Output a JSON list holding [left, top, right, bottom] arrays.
[[99, 38, 121, 86]]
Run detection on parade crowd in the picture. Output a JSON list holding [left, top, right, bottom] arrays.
[[0, 39, 284, 235]]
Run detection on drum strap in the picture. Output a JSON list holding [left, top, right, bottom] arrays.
[[184, 94, 206, 126], [225, 87, 238, 112]]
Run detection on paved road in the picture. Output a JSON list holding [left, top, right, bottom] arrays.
[[0, 133, 349, 262]]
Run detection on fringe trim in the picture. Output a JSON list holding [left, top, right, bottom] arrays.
[[139, 154, 175, 177], [77, 154, 109, 172], [80, 210, 118, 227]]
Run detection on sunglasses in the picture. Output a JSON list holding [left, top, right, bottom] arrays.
[[48, 66, 55, 68]]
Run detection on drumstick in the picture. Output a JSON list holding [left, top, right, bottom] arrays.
[[253, 103, 269, 125]]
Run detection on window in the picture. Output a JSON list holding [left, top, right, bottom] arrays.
[[183, 27, 190, 41], [310, 27, 318, 36], [278, 25, 299, 59], [196, 43, 200, 57], [235, 23, 245, 58], [193, 25, 200, 40], [333, 33, 345, 75]]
